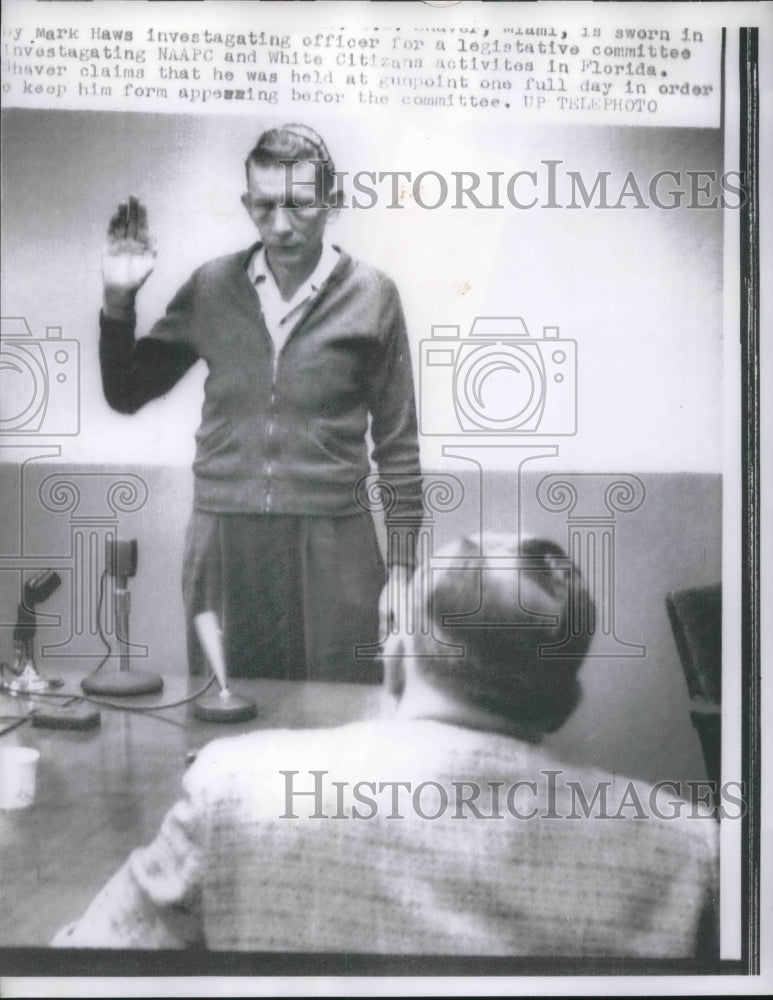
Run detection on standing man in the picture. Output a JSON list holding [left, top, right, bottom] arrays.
[[100, 124, 422, 681]]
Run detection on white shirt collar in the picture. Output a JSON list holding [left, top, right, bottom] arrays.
[[248, 241, 340, 314]]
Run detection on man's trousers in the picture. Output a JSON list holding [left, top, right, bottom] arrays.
[[182, 508, 385, 683]]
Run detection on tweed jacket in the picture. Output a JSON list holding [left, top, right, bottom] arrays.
[[99, 245, 422, 521], [53, 718, 718, 956]]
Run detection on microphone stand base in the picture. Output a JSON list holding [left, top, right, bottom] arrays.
[[193, 691, 257, 723], [81, 670, 164, 697]]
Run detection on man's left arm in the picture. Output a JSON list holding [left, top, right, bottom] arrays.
[[365, 279, 423, 616]]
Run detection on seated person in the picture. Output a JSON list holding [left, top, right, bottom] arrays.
[[53, 534, 718, 955]]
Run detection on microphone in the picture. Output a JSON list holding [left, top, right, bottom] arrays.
[[81, 538, 164, 697], [105, 536, 137, 583], [192, 611, 257, 723], [13, 569, 62, 642], [1, 570, 65, 694], [24, 569, 62, 607]]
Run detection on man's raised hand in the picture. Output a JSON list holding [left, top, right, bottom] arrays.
[[102, 197, 156, 297]]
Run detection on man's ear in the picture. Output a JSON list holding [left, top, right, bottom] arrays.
[[381, 632, 407, 699], [325, 201, 341, 225], [383, 656, 406, 700]]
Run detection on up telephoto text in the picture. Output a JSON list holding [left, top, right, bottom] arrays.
[[280, 771, 745, 821]]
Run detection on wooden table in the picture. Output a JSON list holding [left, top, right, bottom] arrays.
[[0, 670, 382, 947]]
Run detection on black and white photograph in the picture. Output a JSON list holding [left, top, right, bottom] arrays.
[[0, 1, 768, 996]]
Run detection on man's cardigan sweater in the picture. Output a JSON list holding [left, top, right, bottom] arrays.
[[100, 244, 422, 522]]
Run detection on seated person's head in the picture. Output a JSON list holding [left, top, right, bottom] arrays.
[[388, 534, 595, 737]]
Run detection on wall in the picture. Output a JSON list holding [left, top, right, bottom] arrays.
[[1, 108, 723, 472]]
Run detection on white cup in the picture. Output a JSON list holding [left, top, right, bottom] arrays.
[[0, 746, 41, 810]]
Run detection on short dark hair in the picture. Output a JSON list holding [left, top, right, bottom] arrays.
[[412, 535, 595, 733], [244, 123, 339, 204]]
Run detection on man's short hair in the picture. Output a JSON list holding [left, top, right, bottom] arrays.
[[412, 534, 595, 733], [245, 123, 339, 204]]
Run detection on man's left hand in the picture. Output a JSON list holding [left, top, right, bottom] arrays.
[[379, 565, 412, 639]]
